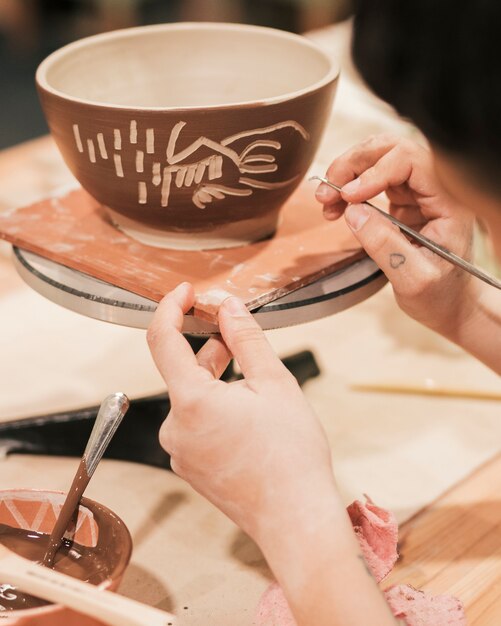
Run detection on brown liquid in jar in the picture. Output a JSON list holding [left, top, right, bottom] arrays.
[[0, 496, 127, 613]]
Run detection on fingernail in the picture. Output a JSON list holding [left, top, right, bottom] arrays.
[[345, 204, 370, 231], [342, 178, 361, 194], [169, 282, 188, 296], [173, 281, 190, 294], [315, 183, 335, 200], [223, 296, 248, 316]]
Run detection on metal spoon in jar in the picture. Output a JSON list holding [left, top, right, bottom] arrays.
[[43, 392, 130, 567], [310, 175, 501, 290]]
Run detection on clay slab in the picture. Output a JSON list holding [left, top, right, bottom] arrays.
[[0, 180, 364, 323]]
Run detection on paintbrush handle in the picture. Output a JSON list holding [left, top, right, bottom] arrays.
[[351, 382, 501, 401], [0, 547, 176, 626], [310, 176, 501, 291]]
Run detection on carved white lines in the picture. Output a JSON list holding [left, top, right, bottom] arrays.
[[138, 181, 147, 204], [97, 133, 108, 159], [166, 121, 240, 168], [152, 162, 161, 186], [87, 138, 96, 163], [240, 139, 280, 161], [136, 150, 144, 173], [114, 153, 124, 177], [239, 175, 299, 190], [221, 120, 310, 146], [159, 155, 225, 207], [161, 169, 173, 207], [146, 128, 155, 154], [242, 154, 276, 163], [73, 124, 83, 152], [240, 162, 278, 174], [130, 120, 137, 144], [114, 129, 121, 151], [193, 185, 252, 209], [174, 168, 185, 188], [209, 154, 223, 180], [73, 118, 309, 209]]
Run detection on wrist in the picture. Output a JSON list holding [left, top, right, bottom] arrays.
[[441, 281, 501, 374], [252, 471, 352, 572], [439, 278, 483, 344], [423, 275, 481, 343]]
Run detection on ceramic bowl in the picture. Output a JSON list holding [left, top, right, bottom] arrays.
[[0, 489, 132, 626], [36, 22, 339, 250]]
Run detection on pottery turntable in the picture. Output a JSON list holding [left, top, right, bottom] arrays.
[[12, 239, 384, 333]]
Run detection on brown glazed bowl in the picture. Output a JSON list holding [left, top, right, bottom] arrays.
[[0, 489, 132, 626], [36, 22, 339, 250]]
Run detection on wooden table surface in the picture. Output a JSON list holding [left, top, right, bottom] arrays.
[[1, 21, 501, 625], [388, 452, 501, 625]]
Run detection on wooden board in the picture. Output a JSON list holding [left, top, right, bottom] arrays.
[[385, 452, 501, 625], [0, 179, 364, 323]]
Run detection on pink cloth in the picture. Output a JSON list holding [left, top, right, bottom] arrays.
[[347, 495, 398, 583], [385, 585, 467, 626], [253, 582, 296, 626], [253, 497, 466, 626]]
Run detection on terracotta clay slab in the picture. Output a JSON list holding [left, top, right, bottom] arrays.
[[0, 179, 364, 323]]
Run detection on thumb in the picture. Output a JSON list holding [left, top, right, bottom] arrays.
[[345, 204, 437, 291], [218, 297, 289, 385]]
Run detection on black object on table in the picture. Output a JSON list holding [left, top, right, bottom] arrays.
[[0, 349, 320, 470]]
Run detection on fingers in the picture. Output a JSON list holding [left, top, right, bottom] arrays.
[[344, 204, 439, 296], [196, 336, 232, 379], [218, 297, 290, 387], [147, 283, 212, 398], [315, 134, 401, 213], [340, 145, 412, 205]]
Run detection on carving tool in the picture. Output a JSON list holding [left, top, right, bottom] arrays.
[[310, 175, 501, 290]]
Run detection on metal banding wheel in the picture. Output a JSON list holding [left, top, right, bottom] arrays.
[[13, 247, 387, 333]]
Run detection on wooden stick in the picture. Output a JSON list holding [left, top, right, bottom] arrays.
[[351, 382, 501, 401], [0, 544, 176, 626]]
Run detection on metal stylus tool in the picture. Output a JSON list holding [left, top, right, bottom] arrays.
[[310, 175, 501, 290]]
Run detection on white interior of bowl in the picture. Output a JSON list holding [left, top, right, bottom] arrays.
[[37, 23, 337, 109]]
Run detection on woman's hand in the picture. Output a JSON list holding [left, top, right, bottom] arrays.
[[315, 134, 477, 341], [147, 283, 337, 544], [147, 283, 398, 625]]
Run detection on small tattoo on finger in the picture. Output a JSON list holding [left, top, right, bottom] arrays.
[[390, 253, 406, 269]]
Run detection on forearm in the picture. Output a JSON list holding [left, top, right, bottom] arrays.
[[256, 479, 397, 626], [442, 282, 501, 374]]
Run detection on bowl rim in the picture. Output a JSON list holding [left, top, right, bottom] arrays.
[[36, 21, 340, 111], [0, 488, 132, 619]]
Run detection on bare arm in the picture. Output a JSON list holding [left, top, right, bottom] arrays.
[[147, 284, 398, 626], [444, 282, 501, 374], [256, 484, 398, 625]]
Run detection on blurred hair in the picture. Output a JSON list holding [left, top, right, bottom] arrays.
[[352, 0, 501, 194]]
